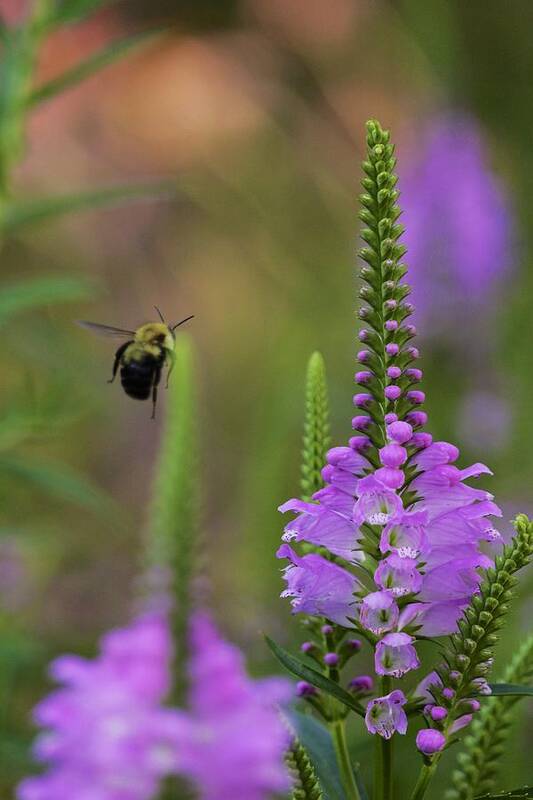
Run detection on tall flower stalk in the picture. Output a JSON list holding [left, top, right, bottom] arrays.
[[274, 118, 533, 800]]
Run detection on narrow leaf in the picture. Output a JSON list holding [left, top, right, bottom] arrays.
[[265, 636, 365, 717], [28, 30, 161, 107], [474, 790, 533, 799], [0, 275, 94, 327], [2, 182, 176, 230], [285, 710, 346, 800], [487, 684, 533, 697], [0, 455, 114, 513], [47, 0, 116, 26]]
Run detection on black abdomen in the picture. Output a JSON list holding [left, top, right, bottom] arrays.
[[120, 357, 159, 400]]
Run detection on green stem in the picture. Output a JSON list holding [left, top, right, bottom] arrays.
[[331, 720, 362, 800], [409, 760, 439, 800], [381, 735, 393, 800], [375, 677, 393, 800]]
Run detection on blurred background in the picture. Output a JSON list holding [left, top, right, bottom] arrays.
[[0, 0, 532, 796]]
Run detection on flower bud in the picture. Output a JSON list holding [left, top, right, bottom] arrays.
[[296, 681, 318, 697], [416, 729, 446, 755], [324, 653, 339, 667], [349, 675, 373, 694]]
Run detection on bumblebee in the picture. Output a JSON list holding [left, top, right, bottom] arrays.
[[78, 307, 194, 418]]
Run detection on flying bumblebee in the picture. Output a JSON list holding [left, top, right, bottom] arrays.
[[78, 308, 194, 418]]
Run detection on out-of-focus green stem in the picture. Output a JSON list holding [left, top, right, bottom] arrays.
[[331, 720, 362, 800], [409, 761, 439, 800], [0, 0, 52, 206]]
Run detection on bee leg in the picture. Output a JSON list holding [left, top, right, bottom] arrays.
[[151, 364, 163, 420], [165, 349, 176, 389], [108, 341, 131, 383]]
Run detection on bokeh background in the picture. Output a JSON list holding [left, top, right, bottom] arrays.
[[1, 0, 532, 796]]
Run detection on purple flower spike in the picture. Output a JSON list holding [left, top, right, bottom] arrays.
[[365, 690, 408, 739], [416, 729, 446, 755], [175, 613, 292, 800], [277, 544, 358, 627], [359, 591, 399, 635], [375, 632, 420, 678], [401, 114, 513, 332], [18, 613, 184, 800]]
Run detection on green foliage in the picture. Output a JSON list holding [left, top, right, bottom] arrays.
[[265, 636, 365, 717], [488, 683, 533, 696], [356, 119, 408, 447], [301, 351, 330, 501], [46, 0, 113, 27], [147, 335, 199, 703], [0, 275, 95, 326], [0, 454, 113, 512], [287, 737, 325, 800], [286, 710, 347, 800], [28, 30, 161, 107], [446, 634, 533, 800], [2, 183, 175, 230], [473, 792, 533, 799]]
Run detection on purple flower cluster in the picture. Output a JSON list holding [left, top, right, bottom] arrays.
[[19, 612, 291, 800], [172, 612, 292, 800], [277, 207, 503, 741], [400, 113, 513, 331], [17, 613, 181, 800]]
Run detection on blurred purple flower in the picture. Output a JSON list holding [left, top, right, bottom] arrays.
[[17, 613, 182, 800], [458, 390, 512, 453], [401, 114, 514, 330], [173, 611, 292, 800]]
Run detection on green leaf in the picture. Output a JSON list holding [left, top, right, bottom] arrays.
[[27, 30, 161, 107], [285, 710, 346, 800], [0, 275, 95, 327], [487, 683, 533, 696], [47, 0, 116, 26], [2, 182, 176, 230], [265, 636, 365, 717], [474, 790, 533, 799], [0, 454, 114, 513]]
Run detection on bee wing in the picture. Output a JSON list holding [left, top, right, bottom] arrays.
[[77, 320, 136, 338]]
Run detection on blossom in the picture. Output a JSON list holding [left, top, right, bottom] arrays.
[[365, 690, 408, 739], [400, 113, 513, 331], [276, 544, 358, 626], [173, 612, 291, 800], [359, 591, 399, 634], [374, 633, 420, 678], [17, 613, 182, 800], [416, 729, 446, 755]]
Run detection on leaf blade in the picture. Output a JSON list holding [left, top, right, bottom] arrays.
[[285, 710, 346, 800], [265, 636, 365, 717], [2, 182, 176, 230], [487, 683, 533, 697], [27, 30, 161, 107]]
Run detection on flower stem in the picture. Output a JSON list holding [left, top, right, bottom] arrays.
[[376, 677, 393, 800], [331, 720, 362, 800], [409, 760, 440, 800]]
